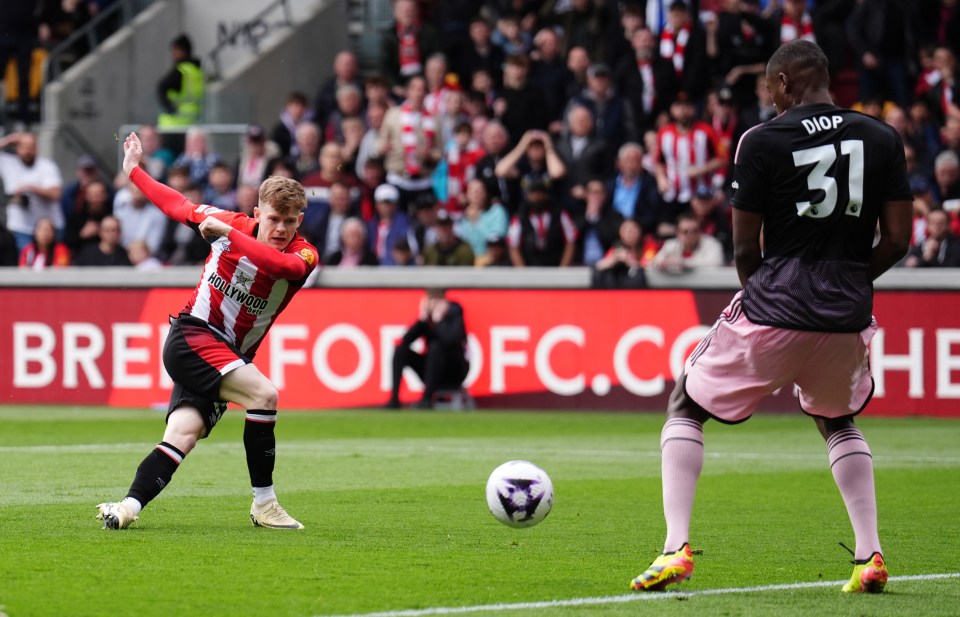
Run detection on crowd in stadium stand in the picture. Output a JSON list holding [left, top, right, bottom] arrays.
[[3, 0, 960, 277]]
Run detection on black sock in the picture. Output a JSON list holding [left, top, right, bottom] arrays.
[[127, 442, 185, 507], [244, 409, 277, 488]]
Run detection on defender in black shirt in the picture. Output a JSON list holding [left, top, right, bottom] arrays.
[[630, 41, 912, 595]]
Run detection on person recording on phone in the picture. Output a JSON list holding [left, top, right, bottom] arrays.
[[385, 289, 469, 409]]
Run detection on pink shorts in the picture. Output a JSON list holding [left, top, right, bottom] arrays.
[[684, 291, 876, 423]]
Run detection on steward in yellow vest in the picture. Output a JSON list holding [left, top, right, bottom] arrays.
[[157, 34, 205, 127]]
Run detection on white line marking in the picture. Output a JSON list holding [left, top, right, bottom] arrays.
[[2, 442, 958, 465], [312, 573, 960, 617]]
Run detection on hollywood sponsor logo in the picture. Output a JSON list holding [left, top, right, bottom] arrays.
[[207, 271, 269, 315]]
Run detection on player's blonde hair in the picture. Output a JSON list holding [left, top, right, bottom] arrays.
[[259, 176, 307, 215]]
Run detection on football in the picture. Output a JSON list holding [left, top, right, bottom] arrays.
[[485, 460, 554, 528]]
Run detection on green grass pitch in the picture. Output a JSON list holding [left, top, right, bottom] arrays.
[[1, 407, 958, 617]]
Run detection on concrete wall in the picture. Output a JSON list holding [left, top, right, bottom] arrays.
[[41, 0, 345, 177]]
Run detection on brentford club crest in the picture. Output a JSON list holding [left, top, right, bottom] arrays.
[[234, 270, 254, 291]]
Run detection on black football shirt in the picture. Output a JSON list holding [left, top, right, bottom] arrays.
[[731, 103, 912, 332]]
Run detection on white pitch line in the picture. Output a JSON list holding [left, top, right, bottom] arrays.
[[2, 442, 959, 465], [311, 573, 960, 617]]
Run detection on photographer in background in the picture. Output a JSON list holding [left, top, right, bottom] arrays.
[[385, 288, 469, 410]]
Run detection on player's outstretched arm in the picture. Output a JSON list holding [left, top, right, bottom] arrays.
[[122, 132, 196, 225]]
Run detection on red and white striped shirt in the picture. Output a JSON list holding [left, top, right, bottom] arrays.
[[656, 121, 722, 203], [129, 167, 319, 357]]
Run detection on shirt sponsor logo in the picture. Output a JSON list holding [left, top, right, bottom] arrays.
[[207, 272, 269, 315]]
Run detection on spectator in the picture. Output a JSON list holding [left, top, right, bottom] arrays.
[[391, 237, 416, 267], [565, 46, 592, 101], [530, 27, 572, 133], [474, 120, 518, 210], [376, 75, 440, 207], [708, 0, 777, 108], [657, 1, 709, 102], [235, 183, 259, 217], [608, 142, 661, 233], [363, 74, 394, 111], [301, 143, 362, 245], [927, 46, 960, 127], [113, 179, 167, 257], [773, 0, 817, 46], [609, 3, 645, 70], [127, 239, 164, 271], [409, 193, 439, 254], [492, 14, 532, 57], [381, 0, 441, 88], [456, 178, 509, 259], [74, 215, 130, 266], [812, 0, 856, 75], [385, 288, 469, 410], [933, 150, 960, 205], [475, 234, 512, 267], [270, 92, 312, 159], [236, 125, 280, 188], [592, 218, 649, 288], [0, 132, 64, 252], [324, 83, 365, 145], [61, 153, 106, 224], [326, 217, 379, 267], [575, 179, 624, 267], [545, 0, 614, 64], [708, 87, 739, 173], [313, 181, 360, 262], [555, 105, 610, 204], [437, 121, 486, 212], [340, 116, 367, 173], [156, 34, 204, 128], [493, 55, 547, 147], [171, 127, 221, 188], [18, 217, 70, 269], [736, 74, 778, 139], [904, 208, 960, 267], [572, 65, 645, 151], [616, 26, 679, 135], [204, 163, 237, 212], [421, 209, 474, 266], [423, 53, 455, 119], [39, 0, 91, 63], [494, 129, 567, 208], [357, 157, 387, 221], [64, 179, 111, 254], [654, 94, 725, 237], [368, 183, 414, 266], [162, 182, 210, 266], [314, 51, 363, 130], [651, 212, 724, 273], [0, 219, 19, 266], [356, 102, 389, 179], [847, 0, 919, 109], [138, 125, 174, 181], [689, 185, 733, 263], [456, 16, 505, 88], [507, 178, 578, 267], [0, 3, 39, 127], [291, 122, 322, 178]]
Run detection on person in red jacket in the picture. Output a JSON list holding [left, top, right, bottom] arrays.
[[97, 132, 319, 531]]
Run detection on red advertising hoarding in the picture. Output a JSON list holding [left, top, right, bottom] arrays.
[[2, 288, 957, 416]]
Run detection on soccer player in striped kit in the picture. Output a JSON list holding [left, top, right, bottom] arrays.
[[97, 132, 319, 531]]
